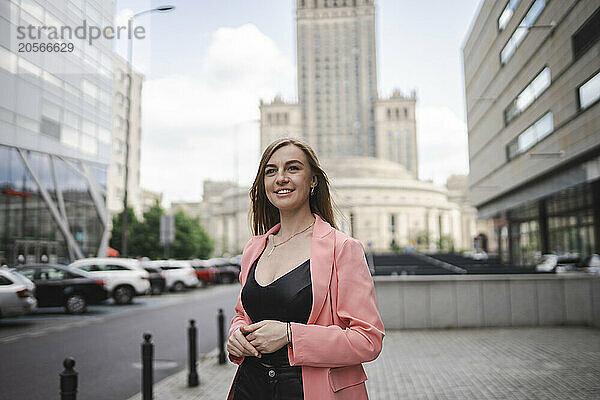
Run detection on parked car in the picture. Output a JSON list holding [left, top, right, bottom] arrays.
[[188, 259, 218, 286], [536, 254, 558, 272], [11, 264, 108, 314], [577, 254, 600, 274], [536, 253, 584, 273], [206, 258, 240, 284], [143, 260, 199, 292], [0, 268, 37, 318], [69, 258, 150, 304], [463, 249, 489, 260], [142, 265, 167, 295]]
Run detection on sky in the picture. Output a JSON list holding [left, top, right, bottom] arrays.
[[114, 0, 483, 205]]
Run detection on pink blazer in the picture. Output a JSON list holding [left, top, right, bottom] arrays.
[[227, 213, 385, 399]]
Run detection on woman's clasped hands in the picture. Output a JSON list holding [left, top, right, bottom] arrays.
[[226, 320, 289, 358]]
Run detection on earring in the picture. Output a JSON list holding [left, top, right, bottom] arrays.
[[310, 186, 315, 196]]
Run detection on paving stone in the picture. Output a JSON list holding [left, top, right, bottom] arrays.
[[127, 327, 600, 399]]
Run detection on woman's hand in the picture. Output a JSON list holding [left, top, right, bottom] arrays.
[[241, 320, 288, 354], [227, 327, 261, 358]]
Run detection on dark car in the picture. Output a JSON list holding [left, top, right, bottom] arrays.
[[206, 258, 240, 284], [11, 264, 108, 314], [142, 266, 167, 295]]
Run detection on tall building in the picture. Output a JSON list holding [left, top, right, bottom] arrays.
[[260, 0, 419, 178], [108, 55, 143, 219], [463, 0, 600, 264], [251, 0, 479, 252], [0, 0, 113, 264]]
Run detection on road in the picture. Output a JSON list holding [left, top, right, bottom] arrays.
[[0, 284, 240, 400]]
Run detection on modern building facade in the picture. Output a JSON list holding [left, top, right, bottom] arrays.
[[0, 0, 113, 264], [463, 0, 600, 264], [108, 55, 143, 219]]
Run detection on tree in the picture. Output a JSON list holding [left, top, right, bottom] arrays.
[[171, 210, 213, 259], [109, 207, 138, 255], [132, 202, 164, 259], [109, 201, 214, 260]]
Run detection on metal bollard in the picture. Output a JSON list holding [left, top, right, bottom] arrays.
[[141, 332, 153, 400], [60, 357, 78, 400], [218, 309, 226, 364], [188, 319, 199, 387]]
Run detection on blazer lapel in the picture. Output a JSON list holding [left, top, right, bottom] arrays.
[[307, 213, 334, 324], [241, 223, 280, 284]]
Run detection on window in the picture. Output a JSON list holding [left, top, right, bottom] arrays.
[[0, 275, 13, 285], [578, 71, 600, 110], [98, 127, 111, 143], [16, 268, 36, 280], [80, 134, 97, 155], [500, 0, 545, 65], [105, 264, 129, 271], [82, 79, 99, 100], [63, 111, 79, 128], [572, 7, 600, 61], [41, 118, 60, 139], [506, 111, 553, 160], [39, 268, 69, 281], [504, 66, 550, 125], [498, 0, 522, 31], [78, 264, 101, 272], [42, 101, 60, 121], [0, 45, 17, 73], [61, 125, 79, 148]]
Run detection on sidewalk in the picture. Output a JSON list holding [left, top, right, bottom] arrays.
[[127, 326, 600, 399]]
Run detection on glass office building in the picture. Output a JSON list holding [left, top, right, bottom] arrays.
[[0, 0, 113, 264]]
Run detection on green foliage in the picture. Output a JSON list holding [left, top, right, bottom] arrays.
[[171, 210, 214, 259], [132, 202, 164, 259], [109, 201, 214, 259], [109, 207, 138, 254], [438, 235, 455, 252]]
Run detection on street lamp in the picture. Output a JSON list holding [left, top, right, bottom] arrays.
[[122, 5, 175, 257]]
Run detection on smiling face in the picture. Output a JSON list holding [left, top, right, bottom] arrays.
[[264, 144, 317, 213]]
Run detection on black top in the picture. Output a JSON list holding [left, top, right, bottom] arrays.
[[241, 251, 312, 366]]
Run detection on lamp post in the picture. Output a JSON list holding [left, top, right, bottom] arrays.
[[122, 5, 175, 257]]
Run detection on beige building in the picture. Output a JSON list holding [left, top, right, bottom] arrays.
[[141, 188, 163, 214], [107, 55, 143, 219], [255, 0, 476, 251], [323, 159, 476, 252], [171, 181, 250, 256], [463, 0, 600, 264], [193, 0, 479, 254]]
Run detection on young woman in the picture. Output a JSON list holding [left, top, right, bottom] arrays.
[[226, 138, 384, 399]]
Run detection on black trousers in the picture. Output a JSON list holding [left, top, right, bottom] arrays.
[[232, 357, 304, 400]]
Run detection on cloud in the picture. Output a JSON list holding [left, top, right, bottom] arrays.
[[416, 106, 469, 184], [140, 24, 296, 204]]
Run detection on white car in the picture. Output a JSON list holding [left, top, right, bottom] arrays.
[[536, 254, 558, 272], [144, 260, 199, 292], [0, 268, 37, 317], [69, 258, 150, 304]]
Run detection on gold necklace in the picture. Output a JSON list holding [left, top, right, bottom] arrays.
[[267, 220, 315, 257]]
